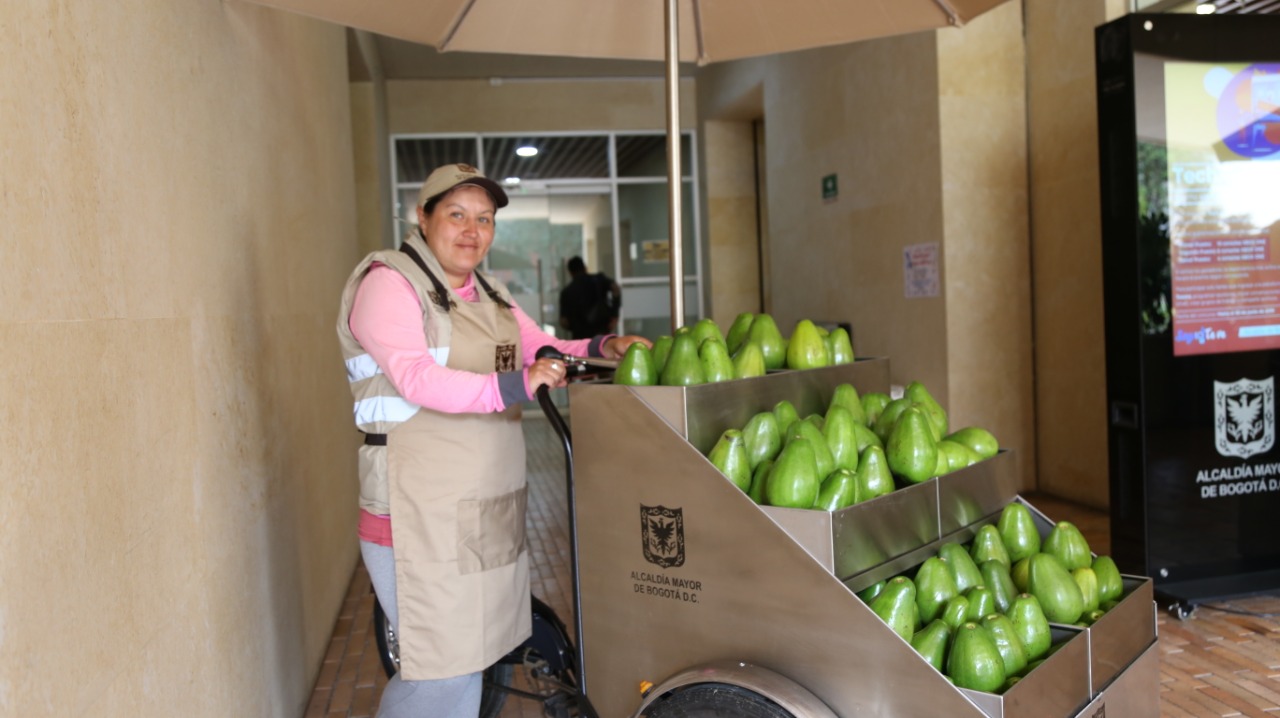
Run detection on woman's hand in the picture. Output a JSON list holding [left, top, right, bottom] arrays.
[[601, 334, 653, 359], [528, 356, 569, 394]]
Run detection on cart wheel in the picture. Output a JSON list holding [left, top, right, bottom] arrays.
[[1169, 602, 1196, 621], [372, 600, 513, 718], [641, 684, 795, 717]]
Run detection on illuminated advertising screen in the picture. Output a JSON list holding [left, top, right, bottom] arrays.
[[1167, 62, 1280, 356]]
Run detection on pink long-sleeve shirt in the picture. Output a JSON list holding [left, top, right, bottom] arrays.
[[350, 263, 597, 545]]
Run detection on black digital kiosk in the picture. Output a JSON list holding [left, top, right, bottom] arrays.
[[1096, 14, 1280, 616]]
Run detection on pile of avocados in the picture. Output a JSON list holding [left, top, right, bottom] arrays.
[[613, 313, 854, 386], [859, 503, 1128, 694], [706, 379, 999, 509]]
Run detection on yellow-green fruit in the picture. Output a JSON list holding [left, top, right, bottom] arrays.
[[886, 407, 938, 484], [765, 436, 820, 508], [773, 400, 801, 437], [731, 341, 767, 379], [971, 525, 1011, 567], [814, 468, 859, 511], [861, 392, 892, 429], [828, 383, 867, 424], [690, 317, 723, 347], [741, 411, 782, 469], [651, 335, 673, 374], [658, 333, 705, 386], [853, 445, 895, 501], [746, 313, 787, 370], [708, 429, 751, 492], [1092, 555, 1125, 603], [947, 622, 1007, 693], [997, 502, 1042, 563], [787, 319, 830, 370], [747, 458, 773, 504], [944, 426, 999, 460], [1027, 553, 1085, 624], [613, 342, 657, 386], [699, 338, 734, 383], [1044, 521, 1092, 571], [822, 405, 860, 473], [725, 312, 755, 354], [828, 327, 855, 365], [904, 380, 949, 438], [1072, 567, 1100, 613]]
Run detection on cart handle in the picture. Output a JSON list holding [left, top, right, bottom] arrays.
[[533, 347, 598, 717]]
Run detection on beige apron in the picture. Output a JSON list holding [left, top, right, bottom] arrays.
[[387, 275, 531, 681]]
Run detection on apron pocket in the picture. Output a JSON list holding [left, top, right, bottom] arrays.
[[456, 485, 528, 574]]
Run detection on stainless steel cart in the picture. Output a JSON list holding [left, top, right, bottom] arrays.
[[567, 359, 1159, 717]]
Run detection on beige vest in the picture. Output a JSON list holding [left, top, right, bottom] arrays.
[[336, 234, 531, 679]]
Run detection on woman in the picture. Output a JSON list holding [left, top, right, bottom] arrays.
[[336, 163, 649, 717]]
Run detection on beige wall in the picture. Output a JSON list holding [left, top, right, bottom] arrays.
[[0, 1, 358, 714], [1026, 0, 1129, 507], [939, 2, 1036, 487], [696, 12, 1036, 476]]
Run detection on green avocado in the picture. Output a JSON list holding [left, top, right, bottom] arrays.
[[746, 313, 787, 371], [828, 383, 867, 425], [773, 400, 801, 437], [853, 445, 895, 501], [651, 335, 673, 374], [1027, 553, 1085, 624], [764, 436, 820, 508], [1011, 557, 1031, 593], [938, 542, 985, 594], [946, 622, 1007, 693], [1072, 567, 1100, 613], [746, 458, 773, 505], [741, 411, 783, 469], [785, 419, 835, 480], [658, 332, 705, 386], [997, 502, 1042, 563], [698, 338, 735, 383], [613, 342, 657, 386], [871, 576, 919, 642], [1092, 555, 1125, 604], [1044, 521, 1092, 571], [814, 468, 859, 511], [944, 426, 999, 460], [904, 381, 949, 438], [690, 317, 723, 348], [911, 619, 952, 673], [725, 312, 755, 355], [861, 392, 892, 429], [915, 556, 960, 624], [886, 407, 938, 484], [731, 340, 767, 379], [857, 579, 886, 603], [786, 319, 830, 370], [873, 397, 911, 442], [940, 594, 970, 630], [980, 559, 1018, 615], [1008, 593, 1052, 660], [964, 585, 996, 623], [827, 327, 855, 365], [981, 613, 1028, 677], [822, 405, 860, 474], [971, 525, 1011, 567], [707, 429, 751, 492]]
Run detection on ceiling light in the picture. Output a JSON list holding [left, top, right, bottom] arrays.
[[504, 177, 521, 185], [516, 146, 538, 157], [1195, 2, 1216, 13]]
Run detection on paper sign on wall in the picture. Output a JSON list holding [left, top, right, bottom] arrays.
[[903, 243, 940, 298]]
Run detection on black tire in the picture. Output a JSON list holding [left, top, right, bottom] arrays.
[[372, 599, 513, 718], [641, 684, 795, 717]]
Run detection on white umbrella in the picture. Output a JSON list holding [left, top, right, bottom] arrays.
[[247, 0, 1012, 329]]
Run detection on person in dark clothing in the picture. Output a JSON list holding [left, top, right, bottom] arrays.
[[558, 256, 621, 339]]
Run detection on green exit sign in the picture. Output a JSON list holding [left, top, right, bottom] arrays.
[[822, 173, 838, 203]]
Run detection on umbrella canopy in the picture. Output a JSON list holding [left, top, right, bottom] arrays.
[[245, 0, 1007, 65], [249, 0, 1012, 330]]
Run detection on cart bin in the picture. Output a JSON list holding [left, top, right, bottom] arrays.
[[762, 477, 939, 580], [937, 450, 1022, 536], [1082, 576, 1157, 695], [1072, 641, 1160, 718], [959, 626, 1092, 718]]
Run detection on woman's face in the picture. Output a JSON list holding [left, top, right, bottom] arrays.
[[418, 184, 497, 287]]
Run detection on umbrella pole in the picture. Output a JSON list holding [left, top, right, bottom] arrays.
[[664, 0, 684, 333]]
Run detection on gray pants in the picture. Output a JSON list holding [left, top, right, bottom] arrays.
[[362, 541, 483, 718]]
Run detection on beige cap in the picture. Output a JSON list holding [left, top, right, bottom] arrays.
[[416, 163, 509, 210]]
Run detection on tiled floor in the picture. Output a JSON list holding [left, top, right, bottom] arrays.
[[306, 415, 1280, 717]]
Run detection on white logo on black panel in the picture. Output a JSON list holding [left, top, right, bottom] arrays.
[[1215, 377, 1275, 459]]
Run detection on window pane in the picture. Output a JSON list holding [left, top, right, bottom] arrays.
[[483, 135, 609, 182], [616, 133, 693, 178], [395, 137, 479, 183], [617, 181, 697, 280]]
